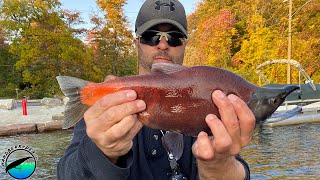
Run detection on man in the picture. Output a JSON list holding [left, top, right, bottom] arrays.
[[57, 0, 255, 179]]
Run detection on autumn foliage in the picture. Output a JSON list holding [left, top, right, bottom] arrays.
[[0, 0, 319, 98], [185, 0, 320, 85], [0, 0, 137, 98]]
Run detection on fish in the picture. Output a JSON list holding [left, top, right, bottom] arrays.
[[56, 63, 299, 137], [5, 157, 33, 172]]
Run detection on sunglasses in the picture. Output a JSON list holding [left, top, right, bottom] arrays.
[[138, 30, 185, 47]]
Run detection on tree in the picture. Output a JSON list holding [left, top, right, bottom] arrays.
[[0, 27, 19, 97], [185, 1, 238, 68], [185, 0, 320, 85], [1, 0, 88, 98], [84, 0, 137, 82]]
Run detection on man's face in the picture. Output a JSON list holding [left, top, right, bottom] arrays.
[[134, 24, 187, 75]]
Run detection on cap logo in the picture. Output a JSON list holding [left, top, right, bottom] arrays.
[[155, 1, 175, 11]]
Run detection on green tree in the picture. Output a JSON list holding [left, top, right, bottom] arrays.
[[1, 0, 88, 98], [84, 0, 136, 82], [0, 27, 20, 97]]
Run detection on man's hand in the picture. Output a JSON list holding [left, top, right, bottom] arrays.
[[83, 75, 146, 164], [192, 90, 255, 179]]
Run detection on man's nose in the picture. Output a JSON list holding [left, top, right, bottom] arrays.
[[157, 36, 169, 50]]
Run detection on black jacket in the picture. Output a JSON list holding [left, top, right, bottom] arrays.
[[57, 119, 250, 179]]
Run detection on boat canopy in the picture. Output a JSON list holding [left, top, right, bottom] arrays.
[[255, 59, 316, 91]]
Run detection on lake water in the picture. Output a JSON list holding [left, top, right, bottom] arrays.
[[242, 123, 320, 179], [0, 124, 319, 179], [0, 130, 73, 180]]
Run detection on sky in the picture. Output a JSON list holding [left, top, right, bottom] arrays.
[[59, 0, 201, 31]]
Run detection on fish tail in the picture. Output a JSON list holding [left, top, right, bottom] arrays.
[[56, 76, 90, 129]]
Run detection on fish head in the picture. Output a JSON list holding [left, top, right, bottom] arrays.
[[248, 85, 299, 124]]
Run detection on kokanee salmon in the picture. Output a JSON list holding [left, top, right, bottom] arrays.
[[56, 63, 298, 136]]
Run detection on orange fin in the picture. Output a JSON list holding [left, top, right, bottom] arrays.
[[80, 82, 118, 106]]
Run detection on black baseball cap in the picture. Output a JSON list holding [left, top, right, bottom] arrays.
[[135, 0, 188, 38]]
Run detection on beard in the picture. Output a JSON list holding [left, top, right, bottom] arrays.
[[137, 46, 184, 74]]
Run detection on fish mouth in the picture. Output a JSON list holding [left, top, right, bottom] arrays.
[[283, 85, 300, 98]]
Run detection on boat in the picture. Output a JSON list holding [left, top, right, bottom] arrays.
[[255, 59, 320, 127]]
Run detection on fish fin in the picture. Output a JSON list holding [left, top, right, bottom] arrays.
[[56, 76, 90, 129], [161, 131, 184, 160], [151, 63, 189, 74], [266, 106, 302, 123]]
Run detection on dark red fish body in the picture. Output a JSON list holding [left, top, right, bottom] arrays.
[[57, 63, 299, 136], [105, 66, 256, 136]]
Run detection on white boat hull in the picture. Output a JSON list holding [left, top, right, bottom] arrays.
[[264, 101, 320, 127]]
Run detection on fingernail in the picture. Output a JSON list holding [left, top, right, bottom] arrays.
[[193, 143, 198, 155], [214, 90, 225, 99], [206, 114, 217, 122], [198, 131, 205, 136], [126, 90, 136, 98], [228, 94, 238, 102], [137, 100, 146, 109]]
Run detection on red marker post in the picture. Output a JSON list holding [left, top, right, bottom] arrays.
[[22, 98, 27, 116]]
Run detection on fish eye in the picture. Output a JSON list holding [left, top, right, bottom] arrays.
[[270, 98, 278, 104]]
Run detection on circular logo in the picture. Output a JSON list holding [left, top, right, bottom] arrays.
[[1, 145, 37, 179]]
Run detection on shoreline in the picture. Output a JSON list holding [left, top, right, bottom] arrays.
[[0, 120, 64, 136], [0, 105, 67, 136]]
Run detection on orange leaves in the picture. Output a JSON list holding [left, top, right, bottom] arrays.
[[95, 0, 130, 36], [205, 9, 234, 30], [185, 6, 235, 67], [185, 0, 320, 84]]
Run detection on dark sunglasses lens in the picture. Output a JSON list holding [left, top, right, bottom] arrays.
[[140, 31, 184, 47], [140, 31, 159, 46], [167, 32, 184, 47]]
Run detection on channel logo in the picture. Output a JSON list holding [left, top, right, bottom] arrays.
[[1, 145, 37, 179]]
